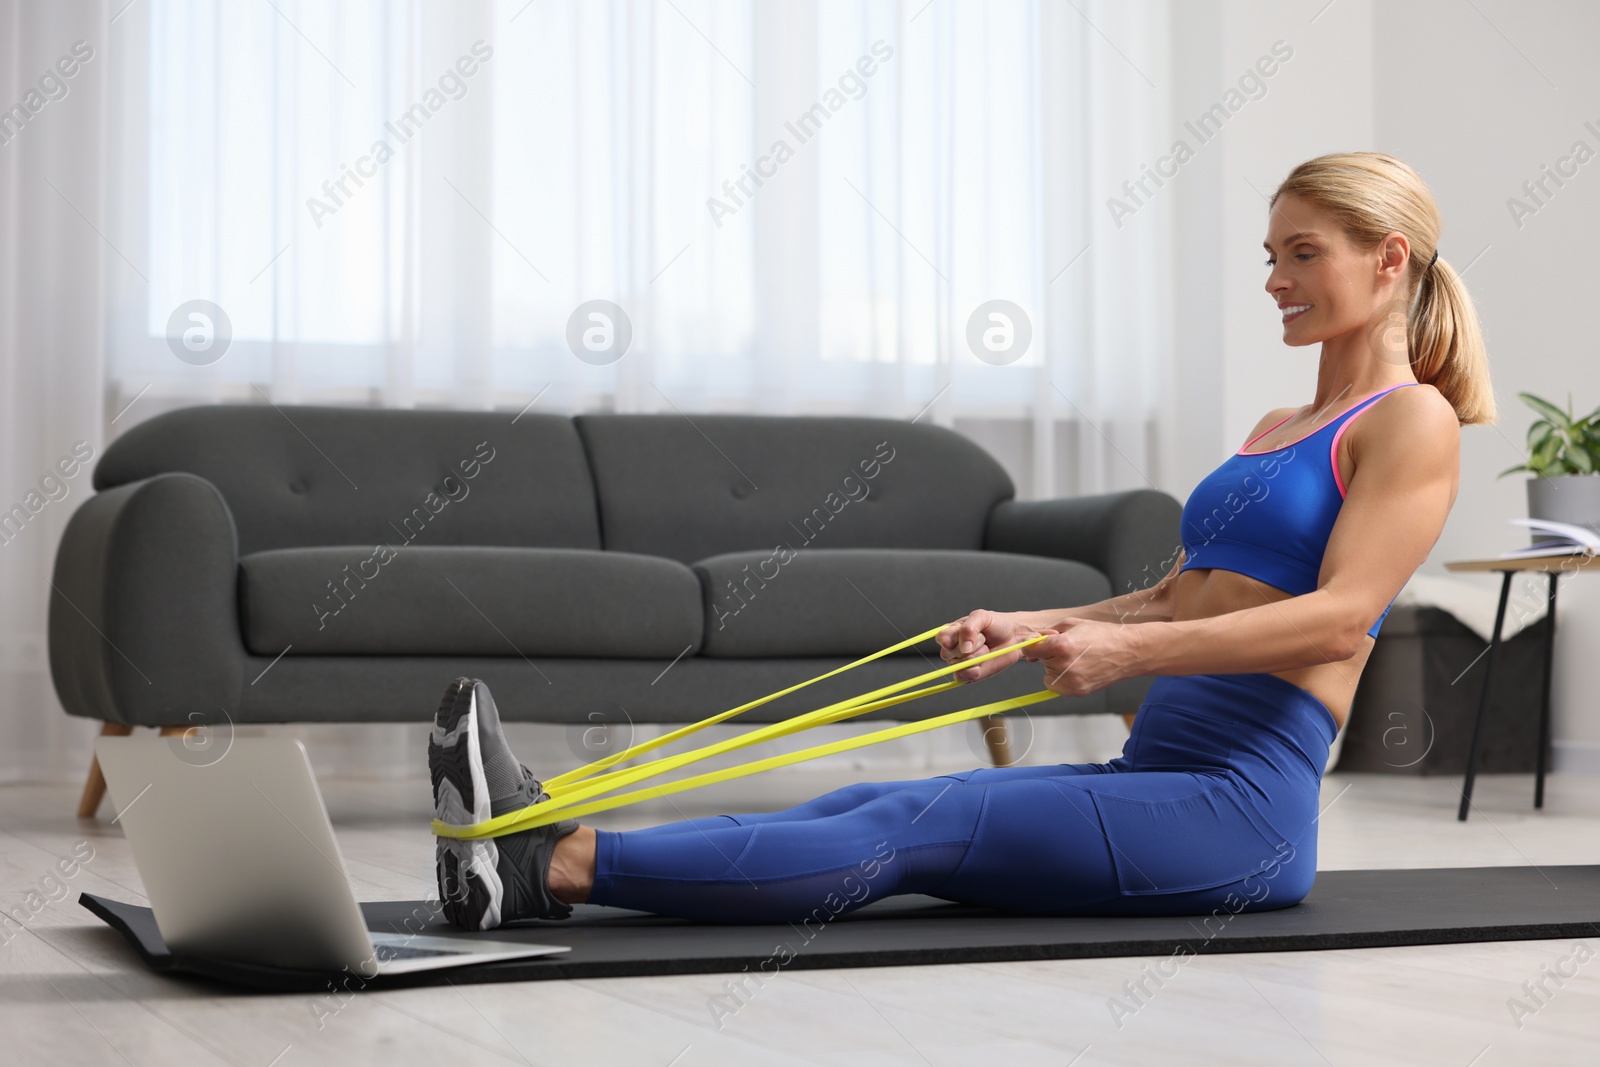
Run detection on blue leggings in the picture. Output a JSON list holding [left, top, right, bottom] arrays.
[[588, 672, 1338, 922]]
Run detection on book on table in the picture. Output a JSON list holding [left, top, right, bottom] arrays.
[[1495, 517, 1600, 559]]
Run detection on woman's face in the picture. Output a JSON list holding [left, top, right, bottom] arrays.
[[1262, 193, 1404, 350]]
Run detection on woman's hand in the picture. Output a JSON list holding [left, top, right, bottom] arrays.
[[1022, 617, 1144, 697], [936, 610, 1044, 683]]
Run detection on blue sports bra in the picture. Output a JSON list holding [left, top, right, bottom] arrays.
[[1178, 382, 1419, 639]]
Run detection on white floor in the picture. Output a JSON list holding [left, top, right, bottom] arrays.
[[4, 763, 1599, 1066]]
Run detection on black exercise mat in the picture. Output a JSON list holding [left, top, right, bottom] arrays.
[[79, 864, 1600, 993]]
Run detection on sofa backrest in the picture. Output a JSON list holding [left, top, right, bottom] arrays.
[[575, 415, 1014, 563], [95, 406, 602, 556], [95, 406, 1016, 561]]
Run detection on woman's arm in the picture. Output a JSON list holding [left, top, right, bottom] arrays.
[[1016, 407, 1302, 635], [938, 552, 1183, 682], [1068, 549, 1185, 625], [1025, 386, 1461, 694], [1010, 549, 1182, 630]]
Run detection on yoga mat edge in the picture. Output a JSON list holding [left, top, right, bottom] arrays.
[[77, 864, 1600, 993]]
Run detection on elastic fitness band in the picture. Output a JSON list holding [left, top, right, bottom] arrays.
[[432, 624, 1060, 840]]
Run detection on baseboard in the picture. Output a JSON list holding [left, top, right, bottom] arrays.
[[1552, 741, 1600, 776]]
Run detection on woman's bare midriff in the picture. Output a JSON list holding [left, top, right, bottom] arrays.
[[1171, 567, 1369, 732]]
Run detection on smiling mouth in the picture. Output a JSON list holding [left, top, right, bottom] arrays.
[[1280, 304, 1311, 323]]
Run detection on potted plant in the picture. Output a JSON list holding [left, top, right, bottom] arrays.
[[1497, 391, 1600, 544]]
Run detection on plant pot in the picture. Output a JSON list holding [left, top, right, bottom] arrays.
[[1526, 472, 1600, 545]]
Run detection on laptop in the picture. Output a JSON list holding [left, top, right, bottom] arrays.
[[94, 733, 570, 976]]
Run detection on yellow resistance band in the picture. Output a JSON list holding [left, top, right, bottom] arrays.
[[432, 626, 1059, 840], [547, 623, 954, 791], [512, 628, 1025, 817], [534, 679, 966, 809]]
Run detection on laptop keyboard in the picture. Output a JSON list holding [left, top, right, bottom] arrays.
[[373, 942, 463, 962]]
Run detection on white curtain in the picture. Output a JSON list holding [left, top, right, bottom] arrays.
[[3, 0, 1175, 784], [1, 0, 111, 784]]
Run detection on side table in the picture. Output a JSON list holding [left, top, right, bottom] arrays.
[[1442, 552, 1598, 820]]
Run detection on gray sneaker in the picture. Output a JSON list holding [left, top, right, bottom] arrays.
[[429, 677, 579, 930]]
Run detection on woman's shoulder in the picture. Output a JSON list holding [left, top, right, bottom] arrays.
[[1346, 382, 1460, 463], [1361, 382, 1458, 433], [1239, 405, 1303, 450]]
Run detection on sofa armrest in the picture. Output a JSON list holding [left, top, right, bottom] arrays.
[[49, 473, 245, 726], [984, 488, 1183, 602]]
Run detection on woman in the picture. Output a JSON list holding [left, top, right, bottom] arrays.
[[430, 152, 1495, 930]]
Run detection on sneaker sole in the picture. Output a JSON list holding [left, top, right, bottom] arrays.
[[429, 679, 504, 930]]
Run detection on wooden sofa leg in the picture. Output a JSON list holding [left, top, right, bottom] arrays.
[[980, 715, 1014, 767], [78, 723, 134, 819]]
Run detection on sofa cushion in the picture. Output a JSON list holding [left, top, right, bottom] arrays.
[[692, 548, 1111, 658], [96, 406, 602, 556], [240, 546, 702, 657], [575, 415, 1015, 563]]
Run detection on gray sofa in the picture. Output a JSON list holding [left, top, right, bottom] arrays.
[[50, 404, 1180, 752]]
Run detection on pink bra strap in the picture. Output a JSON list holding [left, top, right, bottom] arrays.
[[1241, 410, 1297, 451], [1330, 382, 1418, 497]]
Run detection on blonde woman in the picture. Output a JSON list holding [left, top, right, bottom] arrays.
[[430, 152, 1495, 928]]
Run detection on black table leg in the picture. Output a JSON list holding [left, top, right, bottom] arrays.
[[1459, 570, 1512, 822], [1535, 571, 1559, 809]]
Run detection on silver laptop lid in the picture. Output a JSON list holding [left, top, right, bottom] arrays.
[[95, 734, 376, 972]]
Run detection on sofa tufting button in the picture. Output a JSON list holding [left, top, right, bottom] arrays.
[[731, 482, 752, 499], [288, 479, 306, 495]]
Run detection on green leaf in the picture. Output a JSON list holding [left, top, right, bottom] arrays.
[[1571, 449, 1596, 474], [1520, 392, 1572, 430], [1533, 434, 1563, 469], [1497, 461, 1530, 478], [1526, 419, 1554, 449]]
